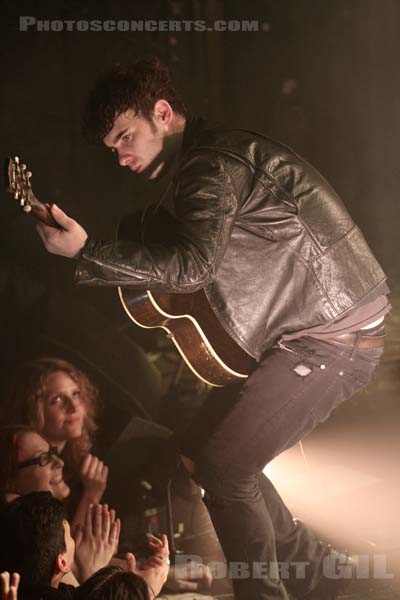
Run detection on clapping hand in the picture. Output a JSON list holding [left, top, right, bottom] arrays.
[[0, 572, 20, 600], [125, 534, 170, 599], [74, 504, 121, 582]]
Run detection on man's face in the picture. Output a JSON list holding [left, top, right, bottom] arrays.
[[103, 105, 177, 180]]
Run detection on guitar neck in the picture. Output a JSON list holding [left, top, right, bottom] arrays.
[[29, 200, 61, 229]]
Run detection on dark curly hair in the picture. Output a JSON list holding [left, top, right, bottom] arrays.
[[0, 492, 66, 589], [77, 566, 151, 600], [82, 57, 186, 144]]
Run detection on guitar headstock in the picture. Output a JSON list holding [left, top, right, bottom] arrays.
[[7, 156, 36, 213], [6, 156, 60, 228]]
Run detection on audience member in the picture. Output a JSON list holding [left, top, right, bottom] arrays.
[[0, 493, 121, 597], [0, 366, 210, 596], [0, 492, 171, 599], [77, 534, 170, 600], [1, 357, 108, 526], [0, 426, 70, 505], [0, 492, 76, 599], [0, 427, 205, 595], [77, 566, 150, 599]]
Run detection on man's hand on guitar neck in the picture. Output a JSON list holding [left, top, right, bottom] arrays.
[[37, 203, 88, 258]]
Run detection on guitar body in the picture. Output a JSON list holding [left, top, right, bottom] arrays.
[[118, 286, 256, 387], [5, 157, 256, 388]]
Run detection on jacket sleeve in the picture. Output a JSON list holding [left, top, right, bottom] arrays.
[[75, 151, 239, 291]]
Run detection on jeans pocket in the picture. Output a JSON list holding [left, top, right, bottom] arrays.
[[341, 350, 381, 386], [311, 357, 378, 424], [279, 338, 342, 371]]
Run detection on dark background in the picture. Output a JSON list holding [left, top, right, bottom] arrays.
[[0, 0, 399, 426], [1, 3, 400, 591]]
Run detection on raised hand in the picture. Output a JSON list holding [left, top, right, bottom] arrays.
[[36, 203, 88, 257], [80, 453, 109, 503], [74, 504, 121, 582], [125, 534, 170, 599], [0, 572, 20, 600]]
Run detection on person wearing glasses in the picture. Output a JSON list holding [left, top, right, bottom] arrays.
[[0, 429, 124, 589], [0, 426, 70, 505], [1, 357, 108, 528]]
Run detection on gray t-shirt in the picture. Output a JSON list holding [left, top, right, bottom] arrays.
[[282, 282, 390, 341]]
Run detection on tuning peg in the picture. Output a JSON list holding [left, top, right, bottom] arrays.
[[14, 156, 19, 164], [21, 163, 26, 171], [23, 204, 32, 213], [20, 197, 25, 207], [14, 191, 19, 200], [26, 171, 32, 178]]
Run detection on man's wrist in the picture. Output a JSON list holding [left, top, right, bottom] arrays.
[[73, 235, 90, 260], [74, 559, 90, 583]]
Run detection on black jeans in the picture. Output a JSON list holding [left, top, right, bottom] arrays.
[[181, 337, 383, 599]]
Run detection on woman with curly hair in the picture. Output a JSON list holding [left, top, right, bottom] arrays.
[[1, 357, 108, 528]]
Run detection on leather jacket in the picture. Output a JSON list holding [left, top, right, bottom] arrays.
[[76, 116, 387, 360]]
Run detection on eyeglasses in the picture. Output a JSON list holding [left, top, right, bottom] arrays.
[[17, 446, 61, 469]]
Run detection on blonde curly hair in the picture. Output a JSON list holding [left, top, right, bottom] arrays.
[[2, 357, 99, 479]]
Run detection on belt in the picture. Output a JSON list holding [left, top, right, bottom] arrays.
[[324, 323, 385, 349]]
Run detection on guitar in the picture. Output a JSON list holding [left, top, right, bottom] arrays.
[[6, 156, 61, 229], [6, 156, 256, 387]]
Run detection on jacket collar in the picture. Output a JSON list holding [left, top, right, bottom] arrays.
[[181, 114, 212, 155]]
